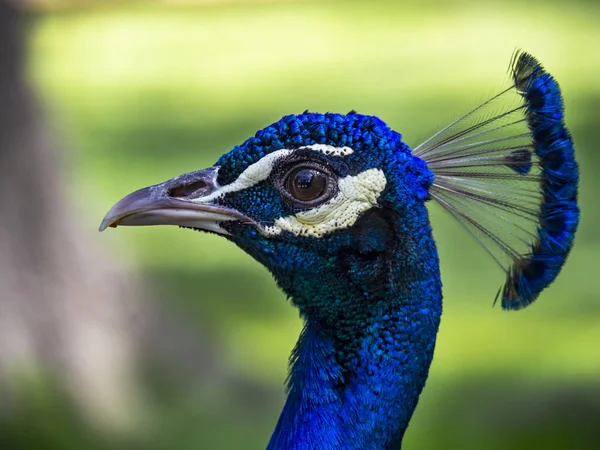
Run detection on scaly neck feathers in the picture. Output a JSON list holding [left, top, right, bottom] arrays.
[[268, 200, 442, 450]]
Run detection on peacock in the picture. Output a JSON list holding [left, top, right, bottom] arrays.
[[100, 51, 579, 449]]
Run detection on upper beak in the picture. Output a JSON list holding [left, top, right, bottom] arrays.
[[99, 167, 248, 234]]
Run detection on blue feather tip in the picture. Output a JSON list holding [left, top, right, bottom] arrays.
[[501, 51, 579, 310], [415, 51, 579, 310]]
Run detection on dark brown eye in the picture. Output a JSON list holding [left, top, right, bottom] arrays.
[[287, 168, 328, 201]]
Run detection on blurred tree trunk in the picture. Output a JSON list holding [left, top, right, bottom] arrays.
[[0, 0, 142, 429]]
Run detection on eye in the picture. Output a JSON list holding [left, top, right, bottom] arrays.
[[287, 167, 328, 202]]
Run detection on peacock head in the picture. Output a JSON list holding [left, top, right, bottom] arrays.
[[99, 52, 579, 449], [100, 112, 433, 320]]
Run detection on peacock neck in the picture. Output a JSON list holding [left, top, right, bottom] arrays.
[[267, 207, 443, 450]]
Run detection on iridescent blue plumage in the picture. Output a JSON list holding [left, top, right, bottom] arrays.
[[100, 51, 578, 449], [209, 112, 443, 448], [417, 51, 579, 311], [501, 52, 579, 309]]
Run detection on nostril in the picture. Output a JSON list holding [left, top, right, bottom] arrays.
[[168, 179, 208, 198]]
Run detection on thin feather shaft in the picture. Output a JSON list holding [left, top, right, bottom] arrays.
[[413, 85, 514, 155]]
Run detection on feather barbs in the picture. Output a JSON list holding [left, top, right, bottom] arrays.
[[416, 51, 579, 310]]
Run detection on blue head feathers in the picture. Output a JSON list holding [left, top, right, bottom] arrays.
[[100, 51, 578, 449], [212, 112, 433, 285]]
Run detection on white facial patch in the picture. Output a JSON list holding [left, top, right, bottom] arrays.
[[302, 144, 354, 156], [195, 145, 354, 202], [264, 168, 387, 238], [189, 145, 384, 238], [198, 149, 293, 203]]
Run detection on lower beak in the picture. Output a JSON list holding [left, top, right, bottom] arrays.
[[98, 167, 248, 235]]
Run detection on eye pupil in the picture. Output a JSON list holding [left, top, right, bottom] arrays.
[[289, 168, 327, 201]]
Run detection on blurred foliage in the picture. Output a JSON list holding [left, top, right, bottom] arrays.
[[4, 0, 599, 448]]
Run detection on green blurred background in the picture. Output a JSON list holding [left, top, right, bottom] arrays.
[[2, 0, 599, 449]]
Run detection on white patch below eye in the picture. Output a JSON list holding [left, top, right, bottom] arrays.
[[263, 168, 387, 238]]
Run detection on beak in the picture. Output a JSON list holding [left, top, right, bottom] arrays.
[[99, 167, 249, 235]]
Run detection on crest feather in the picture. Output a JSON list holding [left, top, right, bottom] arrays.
[[416, 51, 579, 310]]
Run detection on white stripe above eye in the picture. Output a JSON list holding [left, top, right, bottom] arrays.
[[194, 145, 354, 203], [302, 144, 354, 156], [263, 168, 386, 238], [197, 149, 293, 203]]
